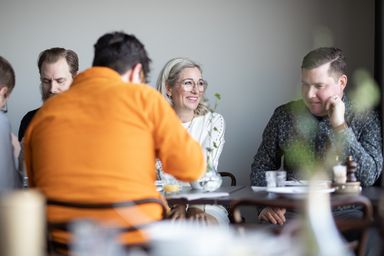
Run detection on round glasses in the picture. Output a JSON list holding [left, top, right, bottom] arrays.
[[177, 79, 208, 92]]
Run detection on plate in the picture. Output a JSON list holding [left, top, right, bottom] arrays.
[[165, 191, 229, 200], [284, 180, 331, 187], [284, 180, 308, 186], [266, 186, 335, 195]]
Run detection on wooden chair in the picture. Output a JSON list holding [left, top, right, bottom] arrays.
[[330, 195, 374, 256], [46, 197, 167, 256], [219, 171, 237, 186], [229, 194, 374, 256]]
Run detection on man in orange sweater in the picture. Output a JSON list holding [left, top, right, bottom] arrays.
[[24, 32, 205, 245]]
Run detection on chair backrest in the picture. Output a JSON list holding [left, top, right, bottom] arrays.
[[229, 194, 373, 256], [329, 195, 374, 256], [46, 197, 167, 255], [219, 171, 237, 186]]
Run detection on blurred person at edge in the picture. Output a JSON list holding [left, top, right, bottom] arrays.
[[24, 31, 205, 245], [0, 55, 22, 191], [156, 57, 228, 225]]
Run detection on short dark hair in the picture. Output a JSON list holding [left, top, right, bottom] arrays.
[[38, 47, 79, 77], [0, 56, 16, 94], [92, 32, 151, 82], [301, 47, 347, 77]]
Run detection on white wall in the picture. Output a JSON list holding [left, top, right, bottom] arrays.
[[0, 0, 375, 186]]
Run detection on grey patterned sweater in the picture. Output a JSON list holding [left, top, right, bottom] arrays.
[[251, 96, 383, 187]]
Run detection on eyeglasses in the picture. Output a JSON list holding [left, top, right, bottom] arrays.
[[177, 79, 208, 92]]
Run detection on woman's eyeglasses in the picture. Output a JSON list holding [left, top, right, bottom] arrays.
[[177, 79, 208, 92]]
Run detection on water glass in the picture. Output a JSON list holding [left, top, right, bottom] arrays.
[[333, 164, 347, 184], [192, 172, 222, 192], [276, 171, 287, 187], [201, 172, 222, 192], [265, 171, 277, 187]]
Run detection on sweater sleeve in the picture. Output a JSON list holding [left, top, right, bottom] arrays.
[[250, 109, 283, 186], [332, 111, 383, 186]]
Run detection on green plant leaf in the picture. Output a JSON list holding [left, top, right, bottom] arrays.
[[214, 93, 221, 101]]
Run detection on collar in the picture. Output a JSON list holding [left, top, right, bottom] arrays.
[[72, 67, 123, 86]]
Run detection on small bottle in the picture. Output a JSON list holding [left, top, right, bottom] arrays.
[[346, 156, 357, 182]]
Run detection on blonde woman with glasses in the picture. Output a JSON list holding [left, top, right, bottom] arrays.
[[156, 57, 228, 225]]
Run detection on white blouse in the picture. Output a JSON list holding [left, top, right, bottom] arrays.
[[157, 112, 229, 224], [157, 112, 225, 185], [182, 112, 225, 170]]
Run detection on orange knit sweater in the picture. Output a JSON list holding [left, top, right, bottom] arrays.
[[24, 67, 205, 244]]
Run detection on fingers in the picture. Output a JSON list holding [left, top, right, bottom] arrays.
[[275, 208, 286, 224], [325, 95, 338, 113], [259, 208, 275, 223], [262, 210, 277, 224], [169, 206, 214, 225], [168, 204, 187, 220], [266, 209, 285, 225], [188, 213, 208, 225], [325, 95, 345, 126], [187, 207, 219, 225], [259, 207, 286, 225], [169, 211, 185, 220]]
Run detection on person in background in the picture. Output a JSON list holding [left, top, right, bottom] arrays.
[[24, 32, 205, 245], [251, 47, 383, 225], [0, 56, 21, 191], [156, 57, 228, 225], [17, 48, 79, 187], [18, 47, 79, 141]]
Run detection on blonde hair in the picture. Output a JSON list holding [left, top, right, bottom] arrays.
[[156, 57, 209, 116]]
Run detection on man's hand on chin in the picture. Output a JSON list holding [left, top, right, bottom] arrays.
[[325, 95, 345, 127]]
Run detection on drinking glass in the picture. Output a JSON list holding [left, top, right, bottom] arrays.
[[191, 171, 222, 192], [276, 171, 287, 187], [265, 171, 277, 187], [201, 171, 222, 192]]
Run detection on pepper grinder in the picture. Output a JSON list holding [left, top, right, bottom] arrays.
[[346, 156, 357, 182]]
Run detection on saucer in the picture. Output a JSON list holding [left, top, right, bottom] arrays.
[[266, 186, 335, 195], [333, 182, 362, 194]]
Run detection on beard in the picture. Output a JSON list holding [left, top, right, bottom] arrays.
[[41, 85, 55, 102], [41, 91, 55, 102]]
